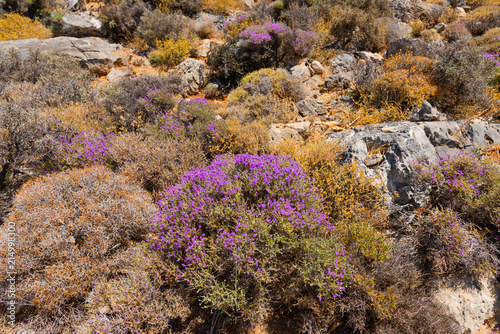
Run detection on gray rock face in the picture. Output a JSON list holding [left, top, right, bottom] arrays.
[[386, 38, 444, 58], [269, 125, 302, 143], [329, 53, 356, 73], [409, 100, 446, 121], [326, 119, 500, 207], [390, 0, 444, 22], [324, 72, 354, 90], [0, 37, 126, 76], [290, 64, 311, 82], [175, 58, 207, 95], [194, 12, 228, 31], [107, 68, 133, 84], [323, 53, 357, 91], [381, 17, 412, 40], [295, 98, 325, 117], [62, 12, 103, 37], [328, 121, 439, 207], [434, 275, 499, 334], [67, 0, 82, 11]]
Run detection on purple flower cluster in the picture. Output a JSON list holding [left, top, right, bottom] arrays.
[[156, 113, 184, 137], [263, 21, 289, 37], [239, 21, 292, 45], [293, 29, 318, 56], [239, 25, 272, 44], [412, 152, 490, 198], [137, 88, 176, 115], [178, 97, 220, 139], [482, 36, 500, 66], [151, 154, 348, 315], [59, 131, 114, 167]]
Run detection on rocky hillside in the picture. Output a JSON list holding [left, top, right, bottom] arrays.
[[0, 0, 500, 333]]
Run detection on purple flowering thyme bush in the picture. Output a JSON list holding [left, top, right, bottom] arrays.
[[151, 154, 350, 324], [414, 207, 498, 276], [208, 19, 318, 83], [57, 131, 115, 169], [413, 151, 500, 230]]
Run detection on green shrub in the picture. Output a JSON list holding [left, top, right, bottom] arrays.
[[355, 53, 438, 124], [109, 132, 207, 196], [99, 74, 187, 131], [441, 22, 472, 42], [413, 151, 500, 230], [100, 0, 151, 41], [226, 68, 307, 122], [149, 36, 193, 68]]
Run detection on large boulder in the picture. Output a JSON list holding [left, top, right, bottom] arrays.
[[62, 12, 103, 37], [434, 275, 499, 334], [0, 37, 126, 76], [327, 121, 439, 207], [327, 119, 500, 207], [175, 58, 208, 95]]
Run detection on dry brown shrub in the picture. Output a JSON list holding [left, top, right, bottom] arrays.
[[0, 166, 155, 325], [109, 133, 207, 196], [210, 116, 270, 155]]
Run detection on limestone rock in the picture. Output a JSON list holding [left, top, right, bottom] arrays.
[[286, 121, 311, 133], [0, 37, 126, 76], [269, 125, 302, 143], [410, 100, 446, 122], [107, 68, 133, 84], [62, 12, 103, 37], [434, 275, 499, 334], [175, 58, 207, 95], [309, 60, 325, 74], [290, 64, 311, 82], [67, 0, 82, 11], [386, 37, 444, 58], [328, 121, 439, 207], [329, 53, 356, 73], [194, 12, 228, 31], [324, 72, 354, 90], [465, 120, 500, 147], [296, 98, 325, 117]]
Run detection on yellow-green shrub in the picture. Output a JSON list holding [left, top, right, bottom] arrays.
[[471, 27, 500, 52], [357, 53, 437, 124], [0, 13, 51, 41], [467, 5, 500, 21], [223, 15, 258, 40], [269, 138, 390, 262], [410, 19, 426, 37], [210, 116, 270, 155], [149, 37, 193, 68]]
